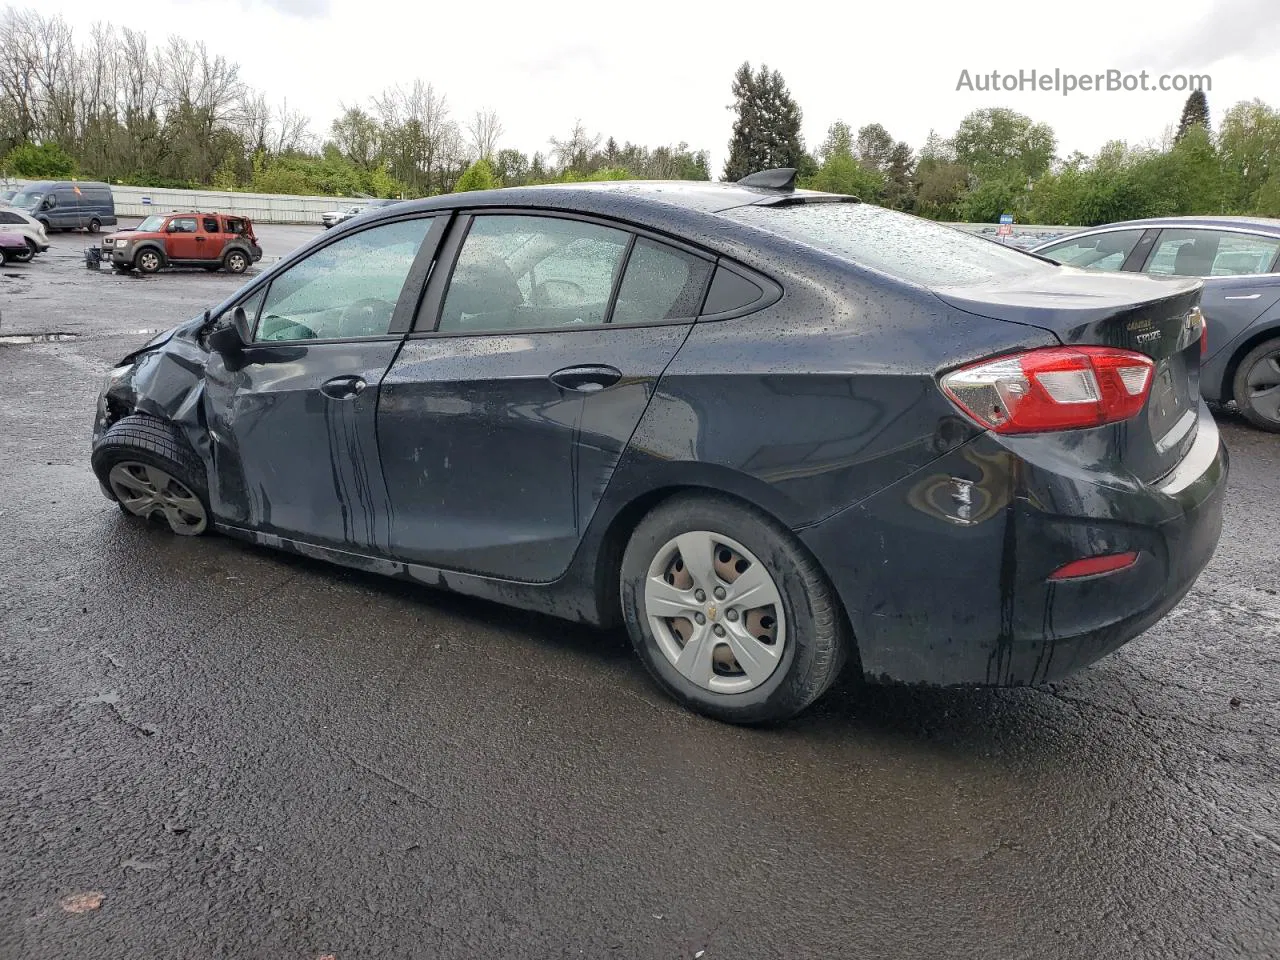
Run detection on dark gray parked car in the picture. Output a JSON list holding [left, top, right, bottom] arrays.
[[1033, 216, 1280, 431], [89, 171, 1226, 724]]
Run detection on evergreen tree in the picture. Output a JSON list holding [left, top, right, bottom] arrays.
[[882, 141, 917, 211], [1176, 90, 1210, 142], [723, 62, 805, 180], [454, 157, 497, 192]]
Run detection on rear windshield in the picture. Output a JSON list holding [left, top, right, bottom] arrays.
[[724, 201, 1057, 288]]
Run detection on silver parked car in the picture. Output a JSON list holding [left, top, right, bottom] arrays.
[[1034, 216, 1280, 432]]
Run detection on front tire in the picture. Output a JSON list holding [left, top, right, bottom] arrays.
[[88, 218, 101, 234], [1233, 337, 1280, 433], [136, 248, 162, 274], [12, 239, 36, 263], [91, 415, 211, 536], [620, 494, 848, 725]]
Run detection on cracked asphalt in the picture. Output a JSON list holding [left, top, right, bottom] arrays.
[[1, 225, 1277, 960]]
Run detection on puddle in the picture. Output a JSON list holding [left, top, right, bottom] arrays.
[[0, 332, 79, 344]]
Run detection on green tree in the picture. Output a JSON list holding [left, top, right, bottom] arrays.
[[952, 107, 1055, 182], [3, 141, 75, 177], [1176, 90, 1210, 142], [453, 157, 497, 192], [855, 123, 894, 170], [915, 162, 969, 220], [1218, 99, 1280, 212], [723, 62, 805, 180], [817, 121, 853, 164], [882, 141, 916, 211]]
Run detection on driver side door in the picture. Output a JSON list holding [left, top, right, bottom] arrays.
[[202, 214, 446, 552]]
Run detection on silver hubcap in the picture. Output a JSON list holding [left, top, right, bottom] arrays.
[[229, 254, 244, 270], [107, 461, 206, 535], [1245, 352, 1280, 423], [644, 531, 785, 693], [140, 253, 158, 270]]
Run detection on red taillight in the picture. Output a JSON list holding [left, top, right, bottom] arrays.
[[1048, 552, 1139, 581], [942, 346, 1155, 434]]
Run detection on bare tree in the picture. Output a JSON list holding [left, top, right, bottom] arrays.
[[549, 119, 600, 173], [467, 108, 503, 161]]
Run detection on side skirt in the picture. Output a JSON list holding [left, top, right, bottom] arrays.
[[214, 522, 606, 626]]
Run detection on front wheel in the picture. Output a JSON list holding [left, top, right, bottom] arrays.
[[88, 218, 101, 234], [620, 494, 849, 725], [92, 415, 211, 536], [1234, 337, 1280, 432], [224, 249, 249, 274], [136, 249, 162, 274], [12, 239, 36, 263]]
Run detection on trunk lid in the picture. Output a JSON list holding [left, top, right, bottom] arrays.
[[934, 268, 1205, 482]]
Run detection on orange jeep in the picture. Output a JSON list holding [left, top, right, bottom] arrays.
[[104, 212, 263, 274]]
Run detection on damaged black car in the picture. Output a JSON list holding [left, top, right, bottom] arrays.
[[91, 173, 1227, 724]]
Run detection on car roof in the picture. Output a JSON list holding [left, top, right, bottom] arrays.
[[1044, 215, 1280, 240], [368, 180, 847, 220]]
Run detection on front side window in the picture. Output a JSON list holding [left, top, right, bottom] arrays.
[[254, 217, 433, 342], [167, 217, 197, 234], [1146, 229, 1280, 277], [1037, 230, 1145, 271], [437, 215, 629, 333]]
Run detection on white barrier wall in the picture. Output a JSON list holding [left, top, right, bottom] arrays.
[[2, 176, 1078, 232]]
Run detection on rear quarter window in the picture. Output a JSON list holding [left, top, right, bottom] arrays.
[[725, 201, 1057, 288]]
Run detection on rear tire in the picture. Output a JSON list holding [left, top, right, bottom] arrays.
[[1232, 337, 1280, 433], [92, 415, 211, 536], [223, 249, 249, 274], [620, 494, 848, 725]]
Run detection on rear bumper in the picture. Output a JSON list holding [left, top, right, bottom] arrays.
[[799, 405, 1227, 686]]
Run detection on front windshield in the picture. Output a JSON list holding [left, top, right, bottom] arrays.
[[136, 215, 165, 232], [10, 190, 43, 209]]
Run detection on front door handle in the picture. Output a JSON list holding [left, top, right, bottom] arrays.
[[548, 364, 622, 393], [320, 375, 367, 400]]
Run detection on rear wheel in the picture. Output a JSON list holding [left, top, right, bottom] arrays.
[[224, 249, 249, 274], [620, 494, 848, 725], [1234, 337, 1280, 432], [136, 248, 162, 274], [92, 415, 210, 536]]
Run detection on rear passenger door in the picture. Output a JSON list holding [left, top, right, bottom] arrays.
[[378, 212, 713, 581], [201, 215, 227, 261]]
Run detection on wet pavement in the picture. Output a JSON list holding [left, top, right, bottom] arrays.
[[1, 227, 1277, 959]]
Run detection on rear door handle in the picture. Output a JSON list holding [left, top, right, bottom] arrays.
[[548, 364, 622, 393], [320, 375, 367, 400]]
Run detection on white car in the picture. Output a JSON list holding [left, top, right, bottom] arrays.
[[0, 206, 50, 261], [321, 204, 366, 229]]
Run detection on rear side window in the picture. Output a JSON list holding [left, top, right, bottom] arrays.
[[1145, 229, 1280, 277], [702, 266, 765, 315], [612, 239, 712, 324], [725, 201, 1056, 288], [202, 217, 219, 233], [1038, 230, 1145, 271], [0, 211, 24, 225], [437, 215, 629, 333]]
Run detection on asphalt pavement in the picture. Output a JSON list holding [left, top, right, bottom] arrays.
[[1, 225, 1277, 960]]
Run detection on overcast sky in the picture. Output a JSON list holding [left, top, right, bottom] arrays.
[[33, 0, 1280, 174]]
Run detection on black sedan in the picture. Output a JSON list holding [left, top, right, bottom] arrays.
[[90, 170, 1227, 724], [1032, 216, 1280, 432]]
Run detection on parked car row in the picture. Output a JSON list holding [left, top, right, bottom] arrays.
[[321, 198, 404, 228]]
